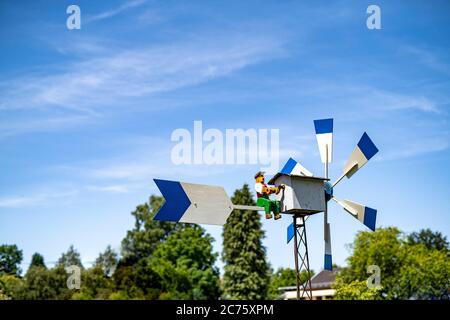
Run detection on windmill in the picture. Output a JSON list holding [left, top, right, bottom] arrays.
[[276, 118, 379, 299], [152, 118, 379, 300]]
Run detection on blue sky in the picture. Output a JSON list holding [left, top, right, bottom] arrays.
[[1, 0, 449, 274]]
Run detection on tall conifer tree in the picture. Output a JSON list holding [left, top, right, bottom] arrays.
[[222, 184, 270, 299]]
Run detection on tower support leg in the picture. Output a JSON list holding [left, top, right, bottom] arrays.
[[293, 214, 313, 300]]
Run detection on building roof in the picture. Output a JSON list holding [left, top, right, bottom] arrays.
[[278, 268, 340, 292], [309, 268, 340, 290], [268, 173, 328, 185]]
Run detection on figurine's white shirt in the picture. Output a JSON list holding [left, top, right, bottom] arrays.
[[255, 182, 264, 194]]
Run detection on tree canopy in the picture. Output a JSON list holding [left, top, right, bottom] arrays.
[[95, 246, 118, 277], [120, 195, 183, 265], [406, 228, 449, 252], [0, 244, 23, 276], [150, 225, 221, 299], [57, 245, 83, 269], [222, 184, 270, 299], [111, 195, 220, 300], [268, 268, 315, 299], [333, 227, 450, 300], [30, 253, 46, 269], [2, 188, 448, 300]]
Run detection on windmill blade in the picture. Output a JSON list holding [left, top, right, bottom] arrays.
[[323, 192, 332, 270], [153, 179, 233, 225], [324, 221, 332, 270], [287, 222, 295, 244], [332, 132, 378, 187], [280, 157, 313, 177], [343, 132, 378, 177], [323, 183, 333, 270], [314, 118, 333, 270], [332, 197, 377, 231], [314, 118, 333, 164]]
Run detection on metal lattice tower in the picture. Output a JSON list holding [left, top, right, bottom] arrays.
[[293, 215, 313, 300]]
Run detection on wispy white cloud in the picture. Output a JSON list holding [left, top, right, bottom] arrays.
[[51, 37, 115, 56], [376, 135, 450, 162], [137, 9, 165, 24], [89, 162, 161, 180], [402, 45, 450, 75], [368, 88, 434, 114], [282, 80, 442, 114], [361, 88, 439, 113], [0, 115, 93, 138], [86, 0, 148, 23], [0, 182, 141, 208], [0, 35, 285, 116], [84, 156, 231, 182], [0, 190, 78, 208], [85, 184, 130, 193], [45, 134, 230, 193]]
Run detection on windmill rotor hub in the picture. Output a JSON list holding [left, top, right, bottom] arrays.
[[324, 181, 333, 202]]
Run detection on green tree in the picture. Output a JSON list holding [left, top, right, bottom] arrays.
[[17, 266, 55, 299], [0, 244, 23, 276], [72, 267, 114, 300], [0, 289, 10, 300], [222, 184, 270, 299], [333, 279, 382, 300], [334, 227, 450, 300], [338, 227, 403, 289], [150, 225, 220, 300], [406, 229, 449, 252], [29, 253, 46, 269], [13, 264, 76, 300], [115, 194, 226, 300], [112, 263, 150, 299], [57, 245, 83, 269], [120, 195, 181, 265], [108, 290, 130, 300], [113, 195, 185, 299], [398, 243, 450, 299], [268, 268, 315, 299], [47, 266, 76, 300], [0, 274, 22, 299], [95, 245, 118, 277]]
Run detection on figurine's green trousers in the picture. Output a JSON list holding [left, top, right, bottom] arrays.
[[257, 197, 281, 215]]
